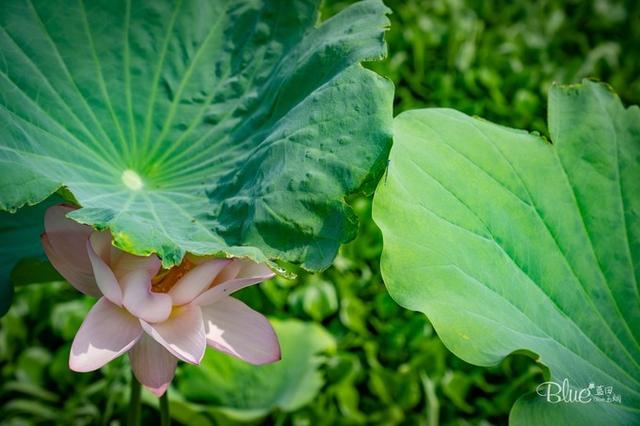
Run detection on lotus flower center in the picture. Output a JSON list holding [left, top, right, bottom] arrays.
[[151, 258, 196, 293]]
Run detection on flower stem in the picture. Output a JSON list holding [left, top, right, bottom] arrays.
[[159, 389, 170, 426], [128, 374, 141, 426]]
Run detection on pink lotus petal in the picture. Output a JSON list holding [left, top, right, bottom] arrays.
[[129, 335, 177, 397], [202, 297, 281, 365], [44, 205, 91, 262], [87, 236, 123, 305], [192, 260, 274, 306], [69, 297, 142, 372], [140, 305, 206, 364], [42, 233, 101, 297], [89, 231, 113, 264], [111, 251, 162, 280], [121, 270, 172, 323], [236, 259, 275, 281], [210, 259, 242, 284], [43, 205, 100, 295], [168, 258, 231, 305]]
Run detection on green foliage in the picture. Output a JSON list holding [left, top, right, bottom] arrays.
[[178, 319, 336, 422], [242, 198, 543, 425], [0, 204, 542, 425], [371, 0, 640, 131], [374, 80, 639, 424], [322, 0, 640, 137], [0, 0, 393, 271], [0, 196, 62, 317], [0, 283, 130, 426], [1, 0, 639, 425]]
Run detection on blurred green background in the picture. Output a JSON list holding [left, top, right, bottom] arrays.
[[1, 0, 639, 424]]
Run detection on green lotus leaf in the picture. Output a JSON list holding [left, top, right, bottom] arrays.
[[0, 195, 63, 316], [373, 80, 639, 425], [0, 0, 393, 270], [177, 318, 336, 422]]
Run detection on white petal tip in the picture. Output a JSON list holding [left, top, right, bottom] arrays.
[[69, 357, 101, 373]]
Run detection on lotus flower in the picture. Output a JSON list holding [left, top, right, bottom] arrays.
[[41, 204, 280, 396]]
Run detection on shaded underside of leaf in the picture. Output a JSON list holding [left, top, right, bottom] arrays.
[[373, 80, 640, 425], [0, 195, 63, 316], [0, 0, 394, 270]]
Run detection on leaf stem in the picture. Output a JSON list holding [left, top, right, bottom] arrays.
[[420, 372, 439, 426], [128, 374, 141, 426], [160, 389, 170, 426]]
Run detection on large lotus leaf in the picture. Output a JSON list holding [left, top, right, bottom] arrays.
[[0, 195, 63, 316], [177, 318, 336, 422], [373, 80, 639, 425], [0, 0, 393, 270]]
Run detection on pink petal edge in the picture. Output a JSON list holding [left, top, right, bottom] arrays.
[[129, 335, 177, 397], [202, 297, 281, 365], [42, 233, 101, 297], [168, 258, 232, 306], [86, 236, 123, 305], [121, 270, 173, 323], [43, 205, 92, 268], [111, 251, 162, 280], [193, 275, 275, 307], [140, 304, 206, 365], [43, 205, 100, 295], [192, 260, 274, 306], [69, 297, 142, 372]]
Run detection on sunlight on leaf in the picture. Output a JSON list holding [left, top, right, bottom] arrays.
[[0, 0, 393, 270], [373, 80, 640, 425]]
